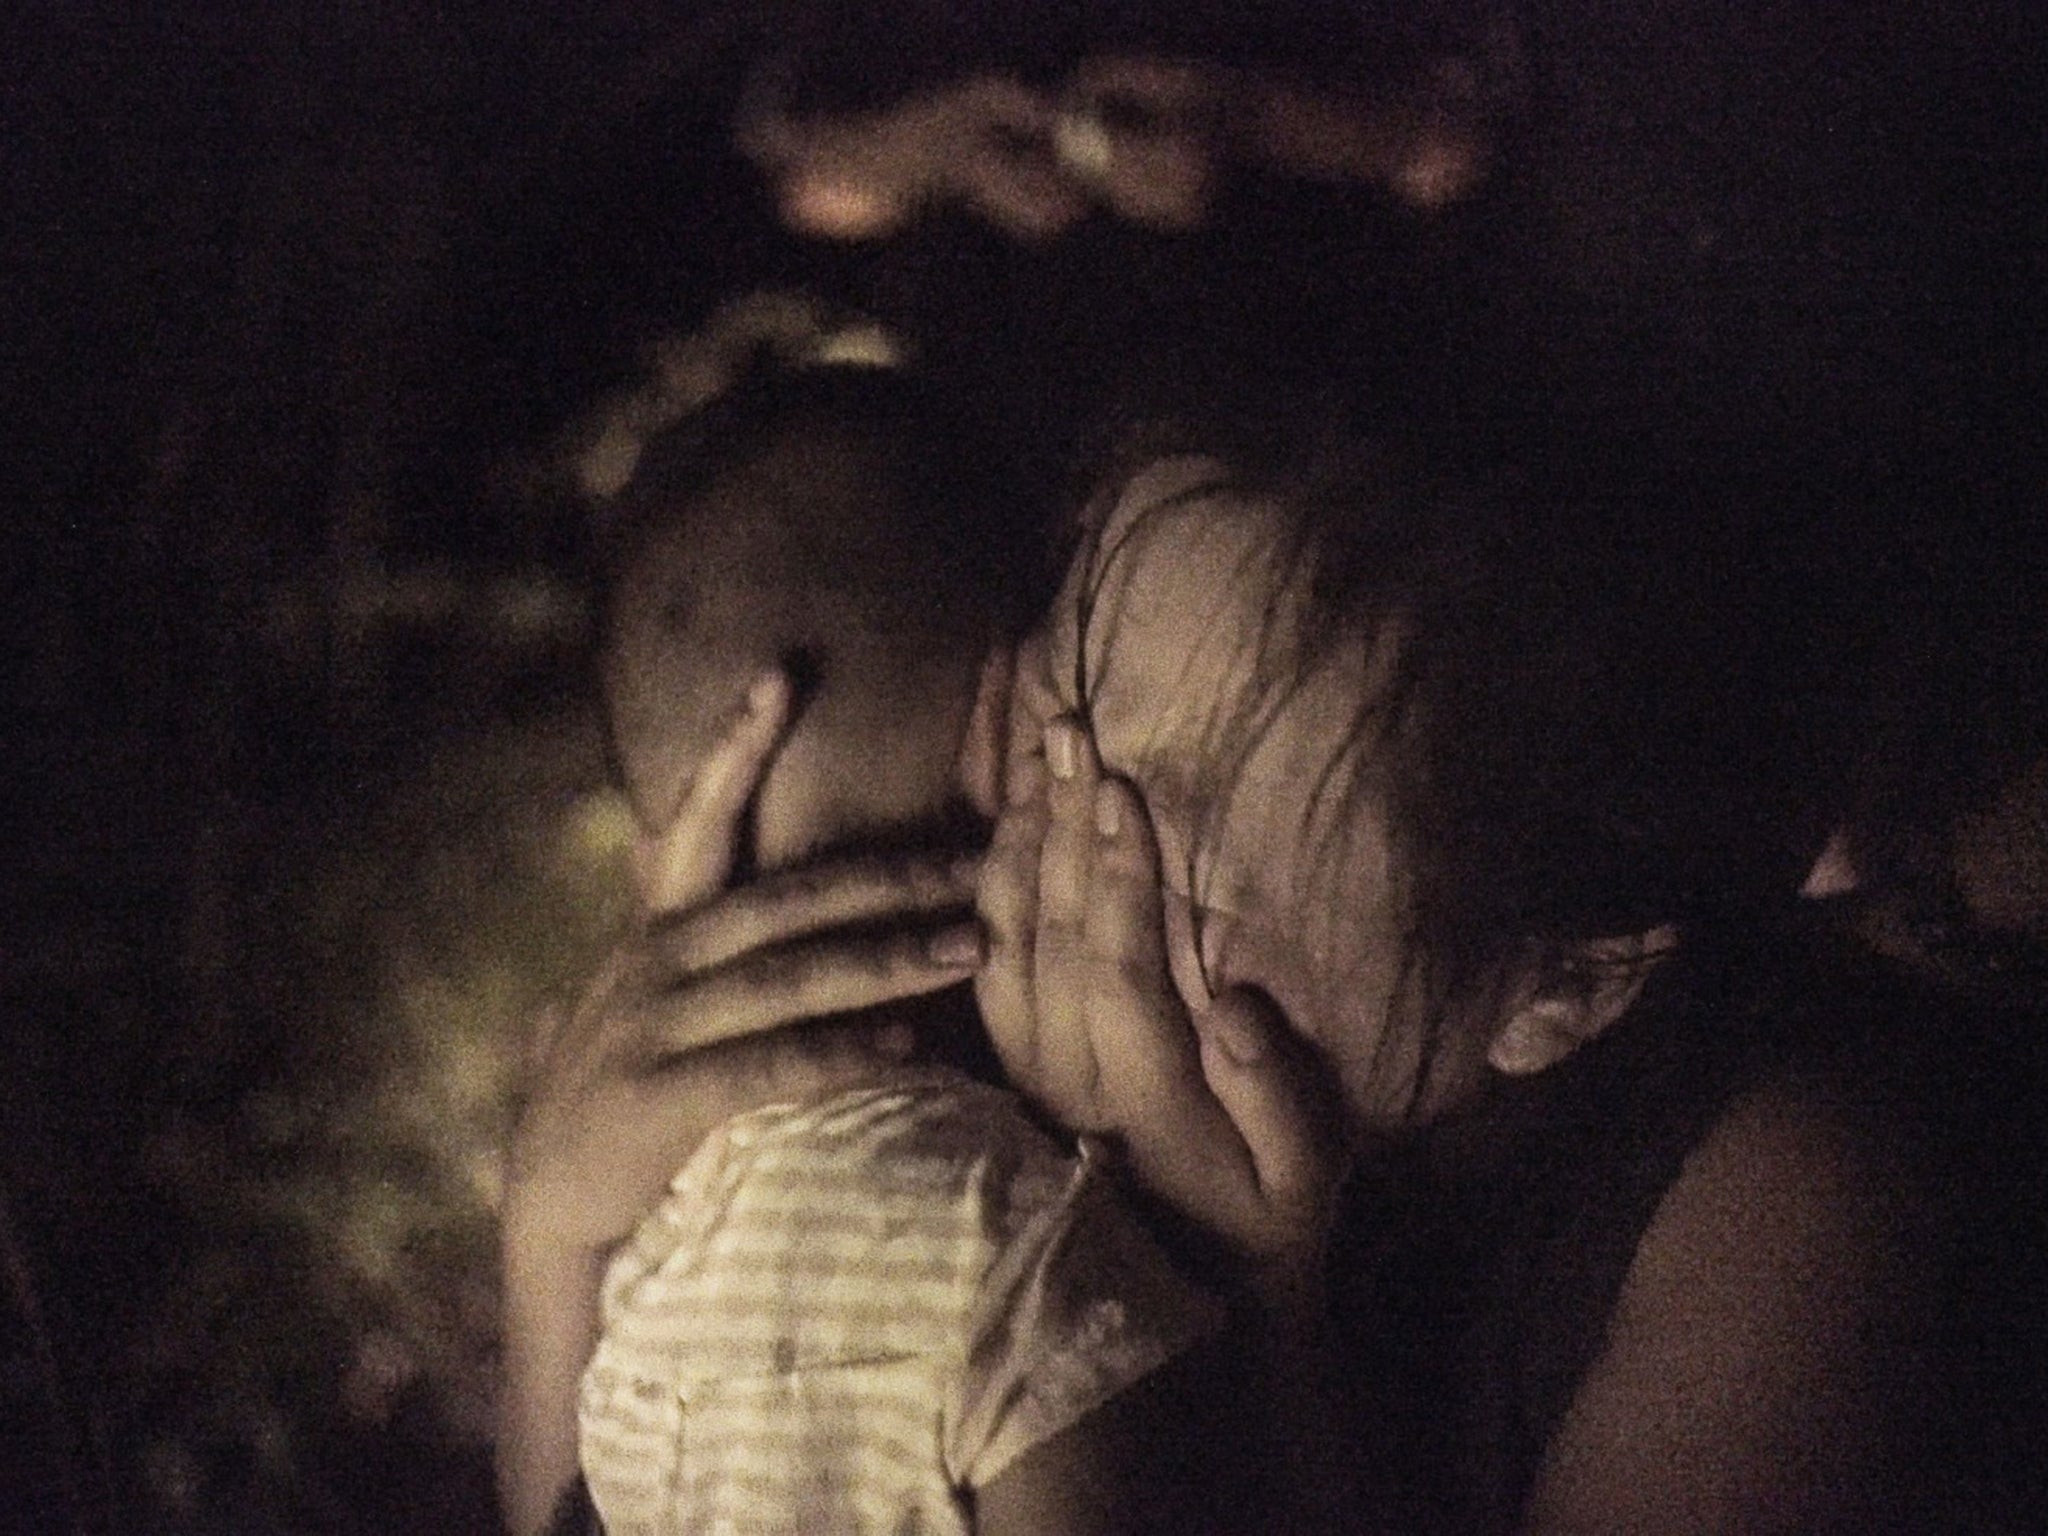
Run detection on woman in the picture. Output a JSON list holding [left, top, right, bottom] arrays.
[[503, 424, 1942, 1532], [975, 439, 1941, 1531]]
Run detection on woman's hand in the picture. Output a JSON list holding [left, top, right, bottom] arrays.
[[505, 852, 983, 1266], [738, 61, 1224, 242], [977, 685, 1345, 1297], [505, 669, 985, 1270], [498, 668, 984, 1536], [1055, 56, 1224, 230], [976, 687, 1361, 1527]]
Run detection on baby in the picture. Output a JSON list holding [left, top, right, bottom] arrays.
[[563, 362, 1224, 1534]]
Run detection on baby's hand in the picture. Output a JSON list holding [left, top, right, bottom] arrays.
[[979, 709, 1346, 1295]]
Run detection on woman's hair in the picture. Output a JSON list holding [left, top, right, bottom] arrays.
[[1068, 421, 1874, 1110]]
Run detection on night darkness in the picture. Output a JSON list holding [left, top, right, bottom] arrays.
[[4, 2, 2045, 1531]]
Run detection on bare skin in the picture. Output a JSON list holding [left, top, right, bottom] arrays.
[[499, 660, 1253, 1535], [971, 468, 1933, 1530], [983, 691, 1933, 1532], [1523, 1078, 1932, 1534], [977, 637, 1345, 1280], [511, 475, 1930, 1527], [497, 673, 985, 1536]]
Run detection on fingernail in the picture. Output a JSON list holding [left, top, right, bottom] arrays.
[[1203, 1007, 1268, 1066], [1005, 754, 1042, 807], [927, 922, 986, 968], [1094, 781, 1120, 838], [745, 670, 783, 716], [1045, 719, 1078, 780]]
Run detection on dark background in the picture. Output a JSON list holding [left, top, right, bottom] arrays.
[[3, 2, 2043, 1530]]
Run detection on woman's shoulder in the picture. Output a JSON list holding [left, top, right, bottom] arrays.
[[1525, 1012, 1949, 1533], [1621, 1064, 1932, 1349]]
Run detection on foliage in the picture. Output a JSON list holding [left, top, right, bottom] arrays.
[[131, 708, 631, 1530]]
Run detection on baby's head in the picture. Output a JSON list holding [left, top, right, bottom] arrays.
[[596, 366, 1033, 904], [1034, 441, 1854, 1137]]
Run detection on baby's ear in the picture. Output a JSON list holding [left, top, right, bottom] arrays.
[[954, 644, 1015, 818], [1486, 925, 1679, 1077]]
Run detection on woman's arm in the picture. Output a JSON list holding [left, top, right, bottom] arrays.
[[1522, 1077, 1935, 1535]]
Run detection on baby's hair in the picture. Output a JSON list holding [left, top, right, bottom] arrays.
[[594, 361, 1046, 650], [1071, 422, 1871, 1118]]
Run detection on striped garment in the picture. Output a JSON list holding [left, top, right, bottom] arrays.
[[579, 1067, 1221, 1534]]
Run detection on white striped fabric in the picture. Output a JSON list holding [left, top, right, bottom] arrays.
[[579, 1068, 1220, 1534]]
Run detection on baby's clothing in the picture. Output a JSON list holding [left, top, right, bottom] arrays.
[[579, 1067, 1220, 1534]]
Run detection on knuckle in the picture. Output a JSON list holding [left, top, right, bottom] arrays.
[[758, 862, 830, 905], [750, 942, 818, 994], [884, 854, 957, 906], [644, 911, 711, 972], [1036, 894, 1088, 940], [883, 929, 943, 978]]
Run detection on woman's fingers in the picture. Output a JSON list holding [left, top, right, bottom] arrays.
[[952, 76, 1062, 141], [1035, 718, 1098, 986], [1063, 56, 1222, 229], [1025, 715, 1115, 1115], [935, 78, 1086, 239], [1025, 710, 1348, 1265], [1004, 633, 1061, 781], [1078, 771, 1174, 1012], [1047, 751, 1275, 1236], [1193, 987, 1349, 1259], [627, 917, 982, 1060], [1070, 760, 1200, 1104], [977, 770, 1049, 1081], [757, 76, 1083, 242], [638, 669, 793, 916], [639, 848, 979, 978], [953, 143, 1086, 239]]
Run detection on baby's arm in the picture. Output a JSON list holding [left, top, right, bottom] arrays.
[[974, 1341, 1238, 1536]]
